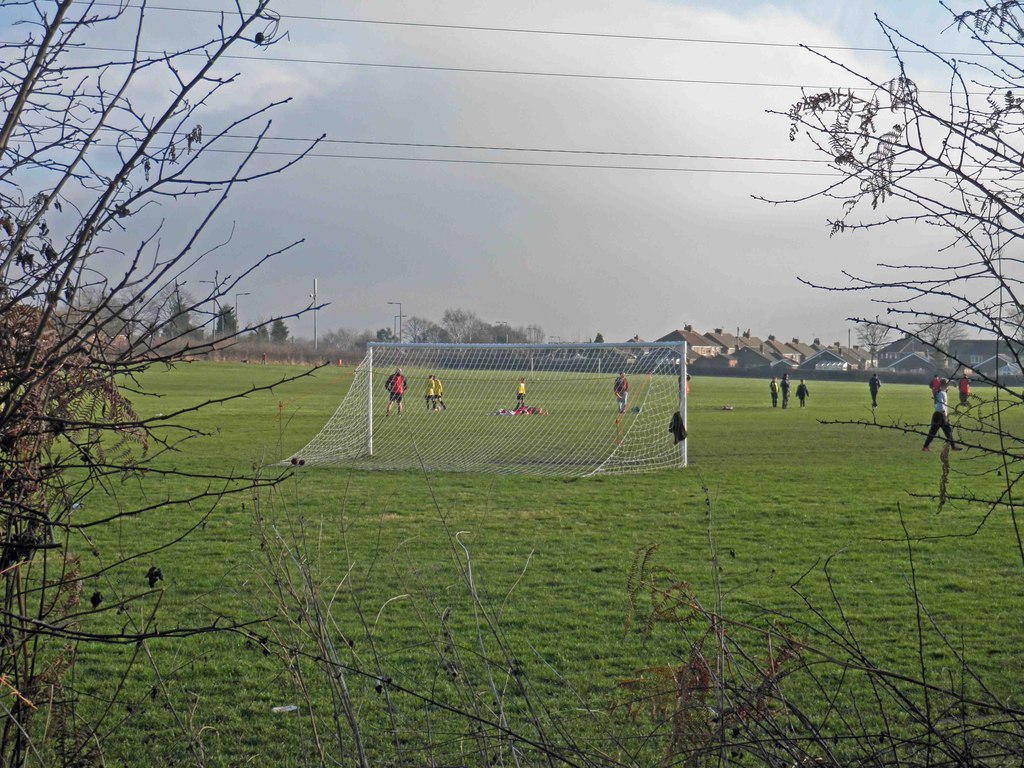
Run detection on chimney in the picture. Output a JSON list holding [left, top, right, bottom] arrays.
[[813, 337, 820, 345], [791, 338, 799, 344], [768, 334, 776, 341], [714, 328, 723, 335], [684, 324, 693, 332]]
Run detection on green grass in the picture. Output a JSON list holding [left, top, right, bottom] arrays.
[[66, 363, 1024, 765]]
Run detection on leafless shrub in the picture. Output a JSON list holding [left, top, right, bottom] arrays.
[[0, 1, 317, 762]]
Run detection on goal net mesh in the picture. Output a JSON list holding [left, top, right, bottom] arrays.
[[289, 342, 686, 477]]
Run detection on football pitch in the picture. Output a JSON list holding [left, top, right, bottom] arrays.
[[77, 362, 1024, 764]]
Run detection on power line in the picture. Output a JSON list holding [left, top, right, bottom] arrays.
[[281, 138, 835, 164], [13, 129, 982, 176], [5, 41, 970, 94], [35, 139, 964, 178], [105, 128, 836, 164], [192, 148, 843, 174], [8, 138, 838, 174], [84, 2, 1007, 60]]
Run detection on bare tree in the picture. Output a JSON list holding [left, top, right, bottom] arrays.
[[777, 2, 1024, 382], [403, 315, 431, 343], [0, 1, 317, 762], [742, 0, 1024, 763], [854, 319, 892, 367], [441, 308, 485, 343]]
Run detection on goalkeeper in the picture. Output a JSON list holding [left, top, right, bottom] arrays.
[[516, 377, 526, 408]]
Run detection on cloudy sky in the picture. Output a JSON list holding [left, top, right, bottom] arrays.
[[11, 1, 986, 345]]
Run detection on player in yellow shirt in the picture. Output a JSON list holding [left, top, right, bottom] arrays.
[[516, 377, 526, 408], [433, 376, 446, 410], [425, 375, 436, 411]]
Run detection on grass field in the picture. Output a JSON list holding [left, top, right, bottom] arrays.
[[71, 362, 1024, 765]]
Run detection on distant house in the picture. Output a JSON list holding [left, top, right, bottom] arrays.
[[976, 353, 1023, 378], [844, 345, 872, 369], [690, 353, 738, 371], [761, 335, 801, 363], [733, 329, 764, 350], [878, 336, 931, 367], [730, 346, 775, 370], [885, 352, 933, 373], [799, 348, 850, 372], [945, 339, 1024, 371], [656, 325, 719, 358], [702, 328, 744, 355], [784, 338, 817, 363], [947, 339, 994, 368], [816, 342, 870, 369]]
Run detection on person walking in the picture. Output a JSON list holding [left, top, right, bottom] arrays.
[[425, 375, 436, 411], [958, 374, 970, 407], [923, 379, 961, 452], [769, 376, 779, 408], [385, 367, 406, 416], [869, 373, 881, 408], [796, 379, 809, 408], [614, 371, 629, 414], [781, 373, 791, 409], [434, 375, 446, 410]]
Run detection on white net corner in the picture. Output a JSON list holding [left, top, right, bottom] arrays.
[[287, 342, 687, 477]]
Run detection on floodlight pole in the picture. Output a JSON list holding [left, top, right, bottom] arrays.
[[200, 270, 220, 336], [387, 301, 402, 342], [234, 292, 250, 330]]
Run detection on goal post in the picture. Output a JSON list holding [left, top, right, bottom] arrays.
[[289, 341, 688, 477]]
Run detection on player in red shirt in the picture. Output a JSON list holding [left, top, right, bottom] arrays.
[[385, 367, 406, 416]]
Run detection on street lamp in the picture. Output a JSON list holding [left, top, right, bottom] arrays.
[[200, 270, 220, 335], [234, 292, 250, 330], [495, 320, 509, 343], [387, 301, 403, 342]]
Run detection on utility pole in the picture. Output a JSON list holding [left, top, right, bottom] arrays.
[[310, 278, 318, 352]]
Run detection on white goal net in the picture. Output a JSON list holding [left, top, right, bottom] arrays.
[[288, 342, 687, 477]]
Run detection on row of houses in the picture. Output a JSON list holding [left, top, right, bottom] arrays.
[[646, 325, 1022, 377]]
